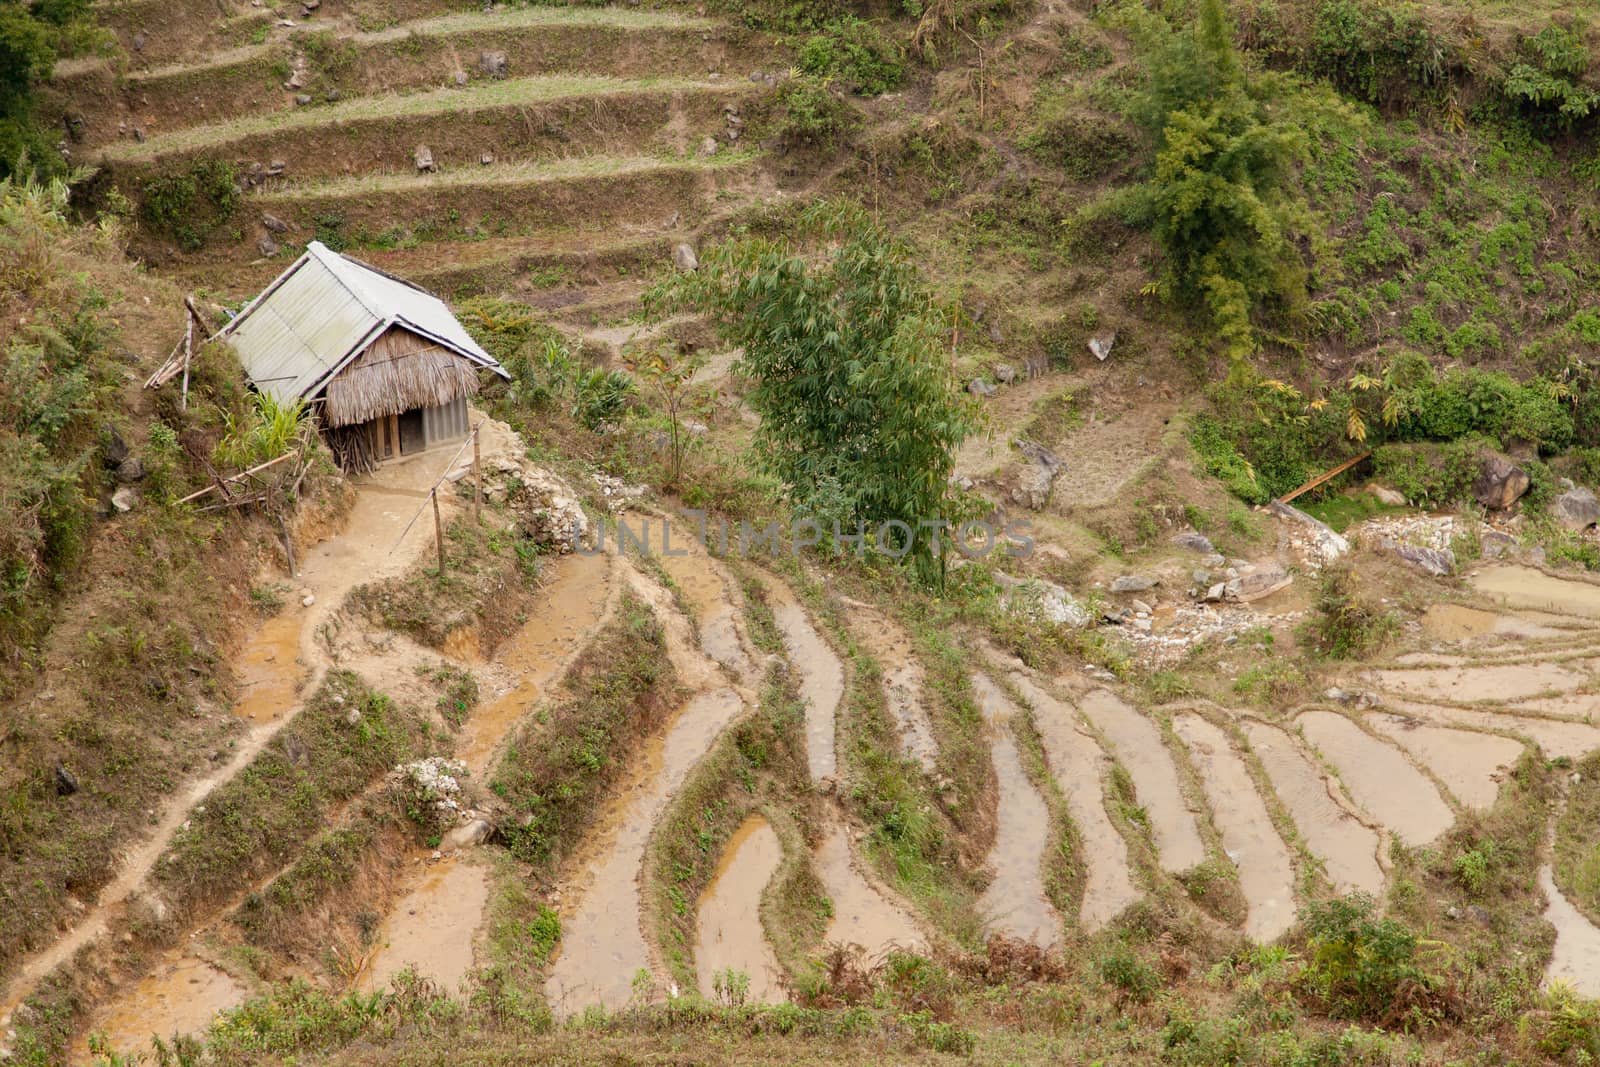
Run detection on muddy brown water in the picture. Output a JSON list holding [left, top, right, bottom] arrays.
[[655, 520, 749, 676], [232, 611, 308, 723], [78, 955, 247, 1060], [1475, 565, 1600, 620], [694, 814, 786, 1003], [1380, 696, 1600, 761], [765, 577, 842, 783], [1076, 689, 1206, 873], [814, 823, 925, 955], [361, 856, 492, 994], [1370, 661, 1590, 703], [1366, 714, 1521, 811], [970, 675, 1062, 948], [1172, 715, 1296, 941], [1541, 865, 1600, 997], [848, 604, 939, 773], [546, 687, 746, 1014], [1295, 710, 1454, 846], [456, 549, 613, 776], [761, 575, 924, 957], [1420, 603, 1566, 643], [1242, 721, 1383, 897], [1008, 673, 1140, 931]]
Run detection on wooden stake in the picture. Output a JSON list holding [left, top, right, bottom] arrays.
[[179, 308, 193, 411], [472, 423, 482, 524], [432, 487, 446, 573]]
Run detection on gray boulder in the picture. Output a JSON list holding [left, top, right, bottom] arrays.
[[1394, 543, 1455, 576], [672, 243, 698, 271], [1111, 574, 1157, 593], [1369, 485, 1407, 507], [1553, 487, 1600, 531], [1012, 463, 1055, 510], [479, 50, 508, 78], [1171, 531, 1214, 554], [1473, 452, 1531, 511]]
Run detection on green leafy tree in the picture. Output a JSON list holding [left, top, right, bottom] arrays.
[[650, 201, 974, 571], [1119, 0, 1322, 369]]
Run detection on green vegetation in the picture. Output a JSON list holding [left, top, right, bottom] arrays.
[[492, 594, 674, 866], [1300, 566, 1398, 659], [653, 201, 974, 574], [797, 19, 905, 95], [154, 671, 425, 907], [1112, 0, 1330, 365], [137, 159, 242, 252], [0, 0, 98, 179]]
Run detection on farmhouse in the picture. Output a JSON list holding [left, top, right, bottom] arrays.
[[218, 240, 509, 472]]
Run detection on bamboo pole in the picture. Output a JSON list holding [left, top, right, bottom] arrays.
[[1278, 450, 1373, 505], [177, 449, 299, 504], [432, 487, 446, 573], [472, 423, 482, 524], [179, 308, 193, 411]]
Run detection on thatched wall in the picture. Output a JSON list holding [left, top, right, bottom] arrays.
[[322, 326, 481, 428]]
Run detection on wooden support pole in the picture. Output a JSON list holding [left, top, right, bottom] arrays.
[[472, 423, 482, 524], [432, 487, 446, 573], [179, 308, 193, 411]]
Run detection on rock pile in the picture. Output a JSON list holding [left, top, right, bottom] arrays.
[[388, 757, 470, 834]]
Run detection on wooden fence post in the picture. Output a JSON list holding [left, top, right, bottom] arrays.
[[472, 423, 482, 524], [432, 487, 446, 573]]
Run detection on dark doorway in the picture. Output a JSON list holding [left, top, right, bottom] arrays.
[[398, 408, 425, 455]]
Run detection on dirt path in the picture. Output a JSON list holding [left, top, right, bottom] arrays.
[[1173, 715, 1296, 942], [969, 675, 1062, 947], [1007, 673, 1140, 931], [1076, 690, 1206, 873], [694, 814, 787, 1004], [1241, 721, 1384, 898], [1295, 711, 1454, 847], [0, 443, 467, 1031]]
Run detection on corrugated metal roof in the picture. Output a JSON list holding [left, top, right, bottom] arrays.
[[218, 241, 508, 404]]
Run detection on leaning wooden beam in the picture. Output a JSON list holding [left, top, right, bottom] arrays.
[[178, 449, 300, 504], [1277, 450, 1373, 505]]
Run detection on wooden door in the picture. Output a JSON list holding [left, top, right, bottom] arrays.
[[398, 408, 425, 455]]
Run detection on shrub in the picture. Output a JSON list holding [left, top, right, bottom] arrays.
[[798, 18, 905, 95], [767, 76, 861, 150], [1306, 0, 1450, 106], [1301, 894, 1441, 1025], [1098, 942, 1159, 1003], [1301, 566, 1397, 660], [138, 159, 241, 252], [1504, 24, 1600, 129], [1369, 440, 1483, 508]]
